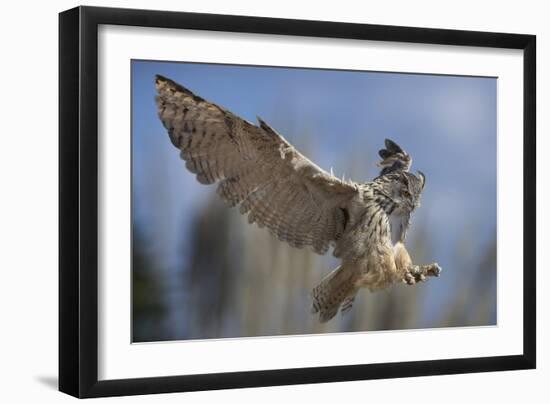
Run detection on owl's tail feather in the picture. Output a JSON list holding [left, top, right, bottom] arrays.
[[311, 265, 358, 323]]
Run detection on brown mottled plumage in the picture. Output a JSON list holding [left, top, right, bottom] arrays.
[[155, 75, 442, 322]]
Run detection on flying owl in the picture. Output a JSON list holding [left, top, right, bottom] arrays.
[[155, 75, 442, 322]]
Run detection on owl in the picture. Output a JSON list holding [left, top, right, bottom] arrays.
[[155, 75, 442, 322]]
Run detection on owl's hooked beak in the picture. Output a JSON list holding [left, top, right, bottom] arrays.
[[415, 171, 425, 208], [417, 170, 426, 190]]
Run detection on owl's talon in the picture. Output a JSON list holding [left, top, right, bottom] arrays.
[[404, 262, 442, 286], [428, 263, 442, 277], [403, 271, 416, 285]]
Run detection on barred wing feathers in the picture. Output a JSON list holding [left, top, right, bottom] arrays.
[[155, 75, 358, 255]]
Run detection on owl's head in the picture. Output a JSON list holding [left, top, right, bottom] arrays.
[[376, 139, 425, 211], [385, 171, 425, 216]]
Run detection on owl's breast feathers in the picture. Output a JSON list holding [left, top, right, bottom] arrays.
[[332, 183, 395, 260]]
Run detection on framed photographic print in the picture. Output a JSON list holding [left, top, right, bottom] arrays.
[[59, 6, 536, 398]]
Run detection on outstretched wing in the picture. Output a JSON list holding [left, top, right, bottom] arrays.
[[155, 75, 359, 255]]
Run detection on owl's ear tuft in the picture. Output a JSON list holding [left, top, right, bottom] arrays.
[[417, 170, 426, 189], [377, 139, 411, 175], [378, 149, 391, 159], [384, 139, 405, 154]]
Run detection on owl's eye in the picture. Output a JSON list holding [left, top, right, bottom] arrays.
[[401, 189, 411, 198]]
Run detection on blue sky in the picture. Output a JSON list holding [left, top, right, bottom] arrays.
[[132, 60, 497, 336]]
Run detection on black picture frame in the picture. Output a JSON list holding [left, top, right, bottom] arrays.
[[59, 5, 536, 398]]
